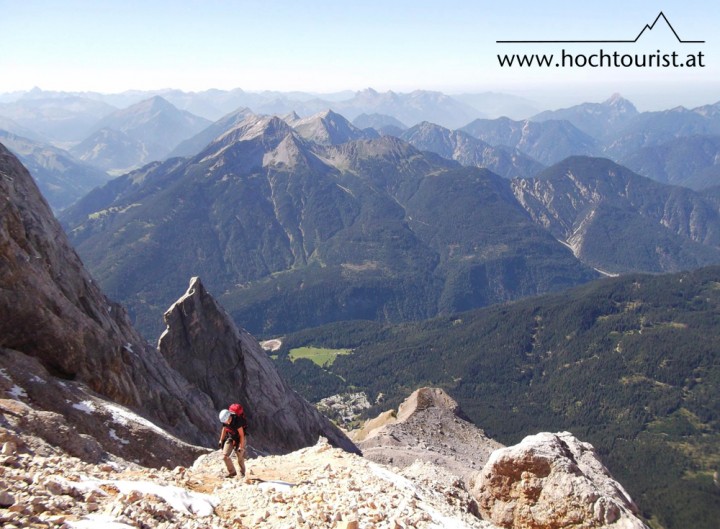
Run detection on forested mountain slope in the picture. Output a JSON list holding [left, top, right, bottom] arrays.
[[279, 266, 720, 529]]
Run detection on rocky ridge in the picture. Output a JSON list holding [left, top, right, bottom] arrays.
[[355, 388, 504, 483]]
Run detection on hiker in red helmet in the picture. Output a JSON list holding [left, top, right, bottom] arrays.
[[218, 406, 247, 478]]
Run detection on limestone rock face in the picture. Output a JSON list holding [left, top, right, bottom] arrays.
[[0, 143, 217, 462], [472, 431, 649, 529], [357, 387, 503, 483], [158, 276, 358, 455], [0, 349, 211, 468]]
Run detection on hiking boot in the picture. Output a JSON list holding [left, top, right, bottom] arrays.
[[226, 472, 237, 478]]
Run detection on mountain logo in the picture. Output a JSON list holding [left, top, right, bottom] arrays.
[[497, 11, 705, 44]]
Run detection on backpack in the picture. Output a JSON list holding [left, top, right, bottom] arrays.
[[228, 403, 248, 433]]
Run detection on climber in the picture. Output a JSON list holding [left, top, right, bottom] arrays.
[[218, 407, 247, 478]]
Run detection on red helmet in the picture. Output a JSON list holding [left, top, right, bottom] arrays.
[[229, 403, 244, 415]]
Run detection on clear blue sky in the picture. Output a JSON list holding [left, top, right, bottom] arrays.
[[1, 0, 717, 109]]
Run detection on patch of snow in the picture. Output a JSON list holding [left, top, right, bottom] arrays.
[[72, 400, 97, 414], [8, 385, 27, 399], [123, 343, 134, 354], [72, 478, 218, 517], [30, 375, 45, 383], [0, 368, 10, 381], [108, 429, 130, 445], [258, 480, 296, 493], [103, 403, 168, 436]]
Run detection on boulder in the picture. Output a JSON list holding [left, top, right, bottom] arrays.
[[472, 431, 649, 529]]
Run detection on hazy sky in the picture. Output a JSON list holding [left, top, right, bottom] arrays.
[[1, 0, 717, 109]]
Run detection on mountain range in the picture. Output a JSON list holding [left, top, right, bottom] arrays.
[[60, 113, 597, 338], [4, 89, 720, 197], [56, 104, 720, 339]]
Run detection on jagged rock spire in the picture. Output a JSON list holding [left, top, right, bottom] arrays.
[[158, 276, 359, 455]]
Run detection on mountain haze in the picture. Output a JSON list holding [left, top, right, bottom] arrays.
[[531, 93, 639, 139], [72, 96, 210, 172], [605, 103, 720, 158], [0, 94, 116, 142], [0, 129, 110, 211]]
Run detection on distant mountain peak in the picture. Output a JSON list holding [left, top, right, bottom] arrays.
[[134, 95, 173, 112], [291, 109, 376, 146], [281, 110, 301, 124], [604, 93, 638, 113], [221, 114, 292, 142]]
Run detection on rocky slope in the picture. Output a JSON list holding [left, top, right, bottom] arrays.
[[355, 388, 503, 483], [0, 142, 218, 458], [459, 117, 600, 165], [290, 109, 379, 145], [401, 121, 544, 179], [354, 389, 649, 528], [0, 423, 495, 529], [512, 156, 720, 274], [0, 395, 649, 529]]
